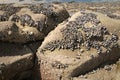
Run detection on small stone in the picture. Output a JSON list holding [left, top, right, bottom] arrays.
[[79, 75, 84, 78], [0, 63, 5, 68], [8, 31, 12, 35], [29, 32, 33, 35], [104, 65, 111, 71], [56, 64, 60, 69], [90, 55, 94, 59], [17, 63, 20, 66], [76, 56, 80, 59], [80, 49, 84, 53], [77, 53, 81, 56], [0, 70, 2, 74]]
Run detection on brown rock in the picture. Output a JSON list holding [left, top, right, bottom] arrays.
[[72, 59, 120, 80], [4, 3, 69, 43], [0, 21, 44, 43], [37, 11, 120, 80], [0, 42, 34, 80]]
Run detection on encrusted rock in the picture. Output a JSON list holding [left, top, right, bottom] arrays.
[[41, 11, 118, 54], [29, 3, 69, 23], [0, 4, 21, 22], [37, 11, 120, 80], [0, 3, 69, 43]]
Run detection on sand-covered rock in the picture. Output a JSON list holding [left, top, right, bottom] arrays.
[[0, 42, 34, 80], [37, 11, 120, 80]]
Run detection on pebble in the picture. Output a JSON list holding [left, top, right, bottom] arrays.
[[90, 55, 94, 59], [76, 56, 80, 59], [104, 65, 112, 71], [29, 32, 33, 35], [0, 70, 2, 74], [80, 49, 84, 53], [8, 31, 12, 35]]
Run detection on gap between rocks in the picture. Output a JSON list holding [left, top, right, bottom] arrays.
[[25, 40, 44, 80]]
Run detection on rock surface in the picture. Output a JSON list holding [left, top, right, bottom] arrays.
[[0, 2, 120, 80], [0, 3, 69, 43], [0, 42, 34, 80], [37, 11, 120, 80], [0, 21, 44, 43], [0, 3, 69, 80], [72, 59, 120, 80]]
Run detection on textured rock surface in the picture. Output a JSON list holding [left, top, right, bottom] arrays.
[[0, 3, 69, 43], [72, 59, 120, 80], [0, 2, 120, 80], [37, 11, 120, 80], [0, 21, 44, 43], [0, 42, 34, 80]]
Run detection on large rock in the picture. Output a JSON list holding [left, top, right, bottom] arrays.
[[0, 3, 69, 43], [16, 3, 69, 35], [0, 42, 34, 80], [37, 11, 120, 80], [0, 21, 44, 43]]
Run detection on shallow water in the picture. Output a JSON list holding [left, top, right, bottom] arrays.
[[0, 0, 120, 3]]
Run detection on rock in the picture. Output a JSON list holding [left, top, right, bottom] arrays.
[[16, 3, 69, 35], [72, 59, 120, 80], [0, 3, 69, 43], [0, 21, 44, 43], [86, 10, 120, 46], [37, 11, 120, 80], [115, 60, 120, 80], [88, 11, 120, 36], [29, 3, 69, 23], [0, 42, 34, 80]]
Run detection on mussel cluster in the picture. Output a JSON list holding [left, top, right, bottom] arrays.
[[107, 13, 120, 20], [10, 14, 20, 22], [20, 14, 33, 26], [43, 12, 119, 54], [51, 61, 68, 69], [29, 3, 58, 21], [10, 14, 44, 32], [0, 4, 21, 21], [0, 15, 7, 21]]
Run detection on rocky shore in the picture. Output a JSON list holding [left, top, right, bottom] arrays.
[[0, 2, 120, 80]]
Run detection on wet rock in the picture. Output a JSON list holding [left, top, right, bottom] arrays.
[[0, 42, 34, 80], [37, 11, 120, 80]]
